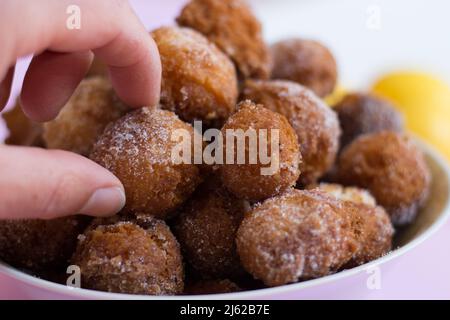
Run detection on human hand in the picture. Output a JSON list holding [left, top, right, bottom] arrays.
[[0, 0, 161, 220]]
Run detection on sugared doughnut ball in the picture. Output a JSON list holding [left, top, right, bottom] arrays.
[[242, 80, 340, 185], [343, 201, 393, 267], [43, 77, 127, 156], [90, 108, 202, 219], [173, 180, 248, 279], [236, 189, 359, 286], [271, 39, 337, 97], [219, 100, 301, 202], [152, 26, 238, 127], [0, 216, 89, 271], [3, 99, 43, 147], [177, 0, 271, 80], [310, 183, 394, 266], [185, 279, 241, 295], [71, 217, 184, 295], [333, 93, 404, 148], [337, 131, 431, 226]]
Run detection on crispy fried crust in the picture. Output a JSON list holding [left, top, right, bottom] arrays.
[[337, 131, 431, 226], [271, 39, 337, 97], [177, 0, 271, 80], [174, 180, 248, 279], [236, 188, 393, 286], [242, 80, 340, 185], [72, 217, 184, 295], [152, 26, 238, 127], [0, 216, 90, 271], [236, 189, 359, 286], [310, 183, 394, 267], [90, 108, 203, 219], [219, 100, 301, 202]]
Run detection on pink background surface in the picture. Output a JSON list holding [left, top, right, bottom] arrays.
[[1, 0, 450, 299]]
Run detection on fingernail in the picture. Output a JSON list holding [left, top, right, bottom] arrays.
[[80, 187, 126, 216]]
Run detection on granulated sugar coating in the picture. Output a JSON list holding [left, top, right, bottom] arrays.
[[90, 108, 202, 219], [219, 100, 301, 202], [236, 189, 359, 286], [0, 216, 90, 271], [177, 0, 271, 80], [43, 77, 128, 156], [333, 92, 404, 149], [185, 279, 241, 295], [152, 26, 238, 128], [242, 80, 340, 186], [271, 39, 337, 97], [71, 216, 184, 295], [309, 183, 394, 267], [337, 131, 431, 226], [173, 179, 248, 279], [342, 201, 394, 267]]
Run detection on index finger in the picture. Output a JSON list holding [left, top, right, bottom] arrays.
[[0, 0, 161, 115]]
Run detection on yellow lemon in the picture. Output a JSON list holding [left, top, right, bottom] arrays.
[[372, 71, 450, 160], [325, 84, 347, 107]]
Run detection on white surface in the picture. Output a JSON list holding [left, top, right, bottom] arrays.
[[250, 0, 450, 88]]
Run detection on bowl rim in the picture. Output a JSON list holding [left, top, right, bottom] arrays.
[[1, 139, 450, 300]]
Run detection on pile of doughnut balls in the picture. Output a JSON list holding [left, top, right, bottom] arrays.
[[0, 0, 431, 295]]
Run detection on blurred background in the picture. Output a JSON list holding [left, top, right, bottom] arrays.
[[165, 0, 450, 159], [245, 0, 450, 159], [2, 0, 450, 159], [133, 0, 450, 84]]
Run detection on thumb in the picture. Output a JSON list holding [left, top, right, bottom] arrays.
[[0, 145, 126, 220]]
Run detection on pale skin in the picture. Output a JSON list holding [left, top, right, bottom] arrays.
[[0, 0, 162, 219]]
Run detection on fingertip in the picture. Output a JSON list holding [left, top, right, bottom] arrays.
[[108, 56, 161, 109], [47, 149, 126, 218]]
